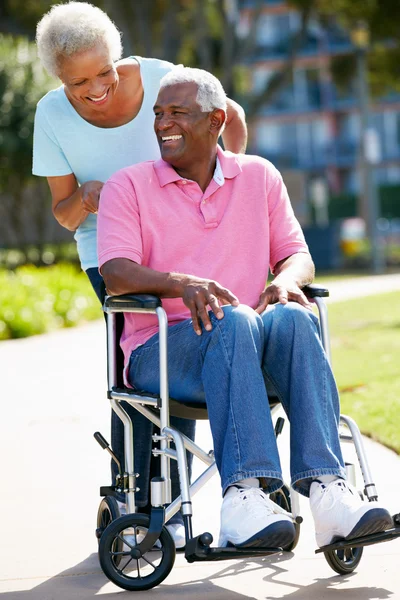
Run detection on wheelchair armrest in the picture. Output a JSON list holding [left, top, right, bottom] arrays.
[[104, 294, 162, 312], [302, 283, 329, 298]]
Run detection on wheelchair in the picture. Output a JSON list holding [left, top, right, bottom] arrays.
[[94, 284, 400, 592]]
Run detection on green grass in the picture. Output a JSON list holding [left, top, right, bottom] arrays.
[[328, 292, 400, 454]]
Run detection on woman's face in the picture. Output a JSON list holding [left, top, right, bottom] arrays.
[[59, 43, 119, 111]]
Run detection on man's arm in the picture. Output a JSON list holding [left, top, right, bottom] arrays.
[[222, 98, 247, 154], [101, 258, 239, 336], [255, 252, 315, 314]]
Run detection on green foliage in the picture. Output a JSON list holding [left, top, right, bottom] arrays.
[[0, 264, 101, 340], [328, 185, 400, 221], [313, 0, 400, 95], [0, 34, 54, 193], [0, 243, 79, 269]]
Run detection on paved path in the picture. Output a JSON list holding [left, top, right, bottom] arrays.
[[1, 274, 399, 599]]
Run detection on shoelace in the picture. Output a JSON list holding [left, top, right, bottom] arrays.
[[233, 487, 277, 518], [317, 480, 357, 511]]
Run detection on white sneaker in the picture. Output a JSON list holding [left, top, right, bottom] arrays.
[[218, 485, 296, 548], [310, 479, 393, 548], [117, 502, 185, 549], [165, 522, 186, 549]]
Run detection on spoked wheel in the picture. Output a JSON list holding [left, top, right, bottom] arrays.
[[270, 485, 300, 551], [324, 545, 363, 574], [99, 513, 176, 591]]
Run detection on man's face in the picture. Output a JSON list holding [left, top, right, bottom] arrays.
[[153, 82, 213, 169]]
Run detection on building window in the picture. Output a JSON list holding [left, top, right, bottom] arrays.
[[256, 13, 291, 56], [256, 121, 299, 167]]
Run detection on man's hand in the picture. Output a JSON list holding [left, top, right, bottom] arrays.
[[81, 180, 103, 214], [255, 276, 312, 314], [181, 277, 239, 335]]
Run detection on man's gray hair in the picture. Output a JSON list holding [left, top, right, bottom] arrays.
[[159, 67, 227, 114], [36, 2, 122, 78]]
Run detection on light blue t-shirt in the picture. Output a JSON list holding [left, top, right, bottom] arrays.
[[32, 56, 175, 271]]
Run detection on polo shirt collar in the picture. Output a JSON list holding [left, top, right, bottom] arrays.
[[153, 145, 242, 188]]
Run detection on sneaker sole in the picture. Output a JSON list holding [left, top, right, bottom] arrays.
[[228, 521, 296, 549], [345, 508, 393, 541], [327, 508, 394, 545]]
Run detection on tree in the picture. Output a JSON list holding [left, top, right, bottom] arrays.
[[0, 34, 70, 253], [1, 0, 399, 111], [102, 0, 400, 118]]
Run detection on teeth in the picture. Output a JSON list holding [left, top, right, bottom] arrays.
[[89, 91, 108, 102], [162, 135, 182, 141]]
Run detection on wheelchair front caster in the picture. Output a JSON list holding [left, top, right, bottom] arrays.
[[96, 496, 121, 541], [324, 546, 363, 574], [96, 496, 123, 566], [99, 513, 176, 591]]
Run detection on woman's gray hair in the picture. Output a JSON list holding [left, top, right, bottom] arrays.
[[36, 2, 122, 78], [159, 67, 227, 114]]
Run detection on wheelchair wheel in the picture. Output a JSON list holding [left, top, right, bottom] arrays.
[[99, 513, 176, 591], [96, 496, 121, 540], [96, 497, 123, 566], [270, 486, 300, 551], [324, 546, 363, 575]]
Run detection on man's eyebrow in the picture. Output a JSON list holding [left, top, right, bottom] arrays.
[[153, 103, 187, 111]]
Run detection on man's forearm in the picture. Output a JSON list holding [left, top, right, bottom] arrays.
[[100, 258, 239, 334], [272, 253, 315, 288], [100, 258, 189, 298]]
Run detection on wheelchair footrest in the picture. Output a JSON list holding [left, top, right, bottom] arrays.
[[315, 519, 400, 554], [185, 533, 282, 563]]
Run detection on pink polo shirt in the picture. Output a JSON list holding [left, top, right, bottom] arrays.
[[98, 146, 309, 371]]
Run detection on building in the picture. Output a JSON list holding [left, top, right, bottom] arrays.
[[238, 0, 400, 226]]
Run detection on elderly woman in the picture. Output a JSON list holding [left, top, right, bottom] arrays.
[[33, 1, 247, 548]]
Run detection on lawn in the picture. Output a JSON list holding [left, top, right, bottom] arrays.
[[327, 292, 400, 454]]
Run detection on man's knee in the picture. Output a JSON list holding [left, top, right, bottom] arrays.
[[262, 302, 319, 339], [211, 303, 263, 333]]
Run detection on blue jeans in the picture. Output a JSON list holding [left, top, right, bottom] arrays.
[[85, 267, 196, 522], [128, 303, 346, 498]]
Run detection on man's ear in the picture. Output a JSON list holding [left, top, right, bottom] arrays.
[[209, 109, 226, 135]]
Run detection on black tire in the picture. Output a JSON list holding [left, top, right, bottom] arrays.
[[96, 496, 123, 566], [99, 513, 176, 591], [270, 486, 301, 551], [324, 546, 364, 574], [96, 496, 121, 541]]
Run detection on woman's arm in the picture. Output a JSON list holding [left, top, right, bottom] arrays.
[[222, 97, 248, 154], [47, 174, 103, 231]]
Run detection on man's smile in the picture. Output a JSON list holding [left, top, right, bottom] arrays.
[[161, 135, 183, 143]]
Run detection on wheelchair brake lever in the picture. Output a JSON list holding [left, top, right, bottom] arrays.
[[94, 431, 123, 478]]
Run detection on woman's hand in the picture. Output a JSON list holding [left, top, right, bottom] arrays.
[[81, 180, 104, 214]]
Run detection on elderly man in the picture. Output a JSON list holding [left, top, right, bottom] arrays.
[[97, 67, 392, 550]]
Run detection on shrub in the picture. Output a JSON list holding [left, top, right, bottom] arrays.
[[0, 264, 101, 340]]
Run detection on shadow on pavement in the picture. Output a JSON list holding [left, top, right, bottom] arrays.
[[0, 551, 394, 599]]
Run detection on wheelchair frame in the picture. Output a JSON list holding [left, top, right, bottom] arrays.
[[95, 284, 400, 591]]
